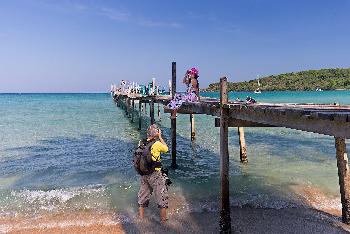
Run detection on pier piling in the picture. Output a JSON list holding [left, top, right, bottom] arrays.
[[190, 114, 195, 141], [158, 103, 161, 121], [131, 99, 134, 122], [126, 98, 130, 117], [219, 77, 231, 233], [335, 137, 350, 224], [238, 127, 248, 163], [150, 99, 155, 125], [138, 101, 142, 130], [171, 62, 177, 169]]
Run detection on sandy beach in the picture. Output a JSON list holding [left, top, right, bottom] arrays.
[[1, 206, 350, 234], [1, 184, 350, 234]]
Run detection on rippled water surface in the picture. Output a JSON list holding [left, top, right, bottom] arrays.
[[0, 92, 349, 217]]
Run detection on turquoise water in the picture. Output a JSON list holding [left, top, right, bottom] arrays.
[[0, 92, 349, 217]]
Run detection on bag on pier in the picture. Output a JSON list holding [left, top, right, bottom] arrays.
[[133, 139, 156, 175]]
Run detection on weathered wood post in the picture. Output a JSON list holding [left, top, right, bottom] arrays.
[[150, 99, 155, 125], [131, 99, 134, 123], [190, 114, 195, 141], [219, 77, 231, 233], [335, 137, 350, 224], [171, 62, 177, 169], [128, 98, 132, 118], [158, 103, 161, 121], [138, 101, 142, 130], [125, 98, 129, 116], [238, 127, 248, 163], [116, 96, 120, 107]]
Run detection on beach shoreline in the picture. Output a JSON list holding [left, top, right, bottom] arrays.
[[2, 183, 350, 234], [1, 205, 349, 234]]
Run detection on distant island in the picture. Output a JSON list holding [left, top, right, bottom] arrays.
[[204, 68, 350, 91]]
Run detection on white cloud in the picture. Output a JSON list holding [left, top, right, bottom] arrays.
[[98, 7, 130, 21], [138, 19, 182, 28]]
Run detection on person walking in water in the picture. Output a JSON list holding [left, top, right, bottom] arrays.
[[138, 124, 169, 223]]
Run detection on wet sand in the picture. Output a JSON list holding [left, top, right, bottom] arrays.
[[1, 185, 350, 233], [1, 206, 349, 234]]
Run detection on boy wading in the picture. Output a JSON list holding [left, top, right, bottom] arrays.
[[138, 124, 169, 223]]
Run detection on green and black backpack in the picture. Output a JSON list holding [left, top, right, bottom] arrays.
[[133, 139, 156, 175]]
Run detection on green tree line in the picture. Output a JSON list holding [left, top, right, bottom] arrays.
[[205, 68, 350, 91]]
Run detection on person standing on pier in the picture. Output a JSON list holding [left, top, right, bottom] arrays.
[[167, 67, 200, 118], [138, 124, 170, 223]]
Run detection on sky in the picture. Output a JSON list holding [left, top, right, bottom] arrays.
[[1, 0, 350, 92]]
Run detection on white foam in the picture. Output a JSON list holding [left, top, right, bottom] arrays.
[[7, 185, 107, 213]]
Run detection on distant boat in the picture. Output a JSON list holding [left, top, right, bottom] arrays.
[[315, 87, 323, 91], [254, 78, 262, 94]]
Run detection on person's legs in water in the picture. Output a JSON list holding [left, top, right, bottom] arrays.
[[138, 176, 153, 219], [160, 208, 167, 223], [139, 207, 145, 219], [151, 171, 169, 222]]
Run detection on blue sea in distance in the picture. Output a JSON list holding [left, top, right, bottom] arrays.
[[0, 91, 349, 218]]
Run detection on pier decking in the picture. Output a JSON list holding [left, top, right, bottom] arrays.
[[112, 62, 350, 233]]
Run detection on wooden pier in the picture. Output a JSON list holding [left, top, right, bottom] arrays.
[[112, 62, 350, 233]]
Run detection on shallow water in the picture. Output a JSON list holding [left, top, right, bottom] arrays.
[[0, 92, 349, 220]]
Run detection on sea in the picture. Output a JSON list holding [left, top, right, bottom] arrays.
[[0, 91, 350, 228]]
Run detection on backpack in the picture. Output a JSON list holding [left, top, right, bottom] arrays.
[[133, 139, 156, 175]]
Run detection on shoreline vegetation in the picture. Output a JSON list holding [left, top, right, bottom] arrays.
[[204, 68, 350, 92]]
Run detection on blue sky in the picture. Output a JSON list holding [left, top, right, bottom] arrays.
[[1, 0, 350, 92]]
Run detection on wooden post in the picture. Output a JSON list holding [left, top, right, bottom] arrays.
[[138, 101, 142, 130], [171, 62, 177, 169], [238, 127, 248, 163], [116, 97, 120, 107], [335, 137, 350, 224], [131, 99, 134, 122], [128, 98, 132, 118], [190, 114, 195, 141], [158, 103, 161, 121], [150, 99, 155, 125], [219, 77, 231, 233], [125, 98, 129, 116]]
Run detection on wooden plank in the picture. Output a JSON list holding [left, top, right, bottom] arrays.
[[219, 77, 231, 233], [335, 137, 350, 224], [214, 118, 276, 127], [227, 105, 350, 138]]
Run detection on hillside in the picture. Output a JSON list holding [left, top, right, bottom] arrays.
[[205, 68, 350, 91]]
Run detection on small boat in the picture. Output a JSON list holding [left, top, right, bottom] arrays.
[[254, 77, 262, 94], [315, 87, 323, 91]]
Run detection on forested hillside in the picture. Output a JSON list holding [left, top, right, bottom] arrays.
[[205, 68, 350, 91]]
